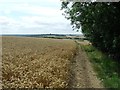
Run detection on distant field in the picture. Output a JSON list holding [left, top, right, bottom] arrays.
[[2, 36, 77, 88]]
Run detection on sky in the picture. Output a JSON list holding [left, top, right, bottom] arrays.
[[0, 0, 82, 34]]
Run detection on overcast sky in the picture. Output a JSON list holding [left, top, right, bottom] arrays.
[[0, 0, 81, 34]]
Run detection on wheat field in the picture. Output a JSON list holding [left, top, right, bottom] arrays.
[[2, 36, 77, 88]]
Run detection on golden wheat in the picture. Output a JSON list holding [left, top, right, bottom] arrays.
[[2, 36, 77, 88]]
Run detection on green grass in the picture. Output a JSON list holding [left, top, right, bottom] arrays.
[[81, 44, 120, 89]]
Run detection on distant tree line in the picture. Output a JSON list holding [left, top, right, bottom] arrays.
[[61, 1, 120, 61]]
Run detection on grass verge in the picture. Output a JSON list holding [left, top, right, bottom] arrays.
[[81, 44, 120, 89]]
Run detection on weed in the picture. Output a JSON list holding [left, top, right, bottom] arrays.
[[81, 44, 120, 89]]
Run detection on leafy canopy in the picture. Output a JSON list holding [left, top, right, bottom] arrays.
[[61, 1, 120, 60]]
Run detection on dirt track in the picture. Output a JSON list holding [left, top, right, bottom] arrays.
[[68, 42, 103, 88]]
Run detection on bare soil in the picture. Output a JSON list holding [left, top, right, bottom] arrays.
[[68, 42, 103, 88]]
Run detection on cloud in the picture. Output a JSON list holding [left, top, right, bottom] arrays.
[[0, 0, 60, 3], [0, 0, 81, 34]]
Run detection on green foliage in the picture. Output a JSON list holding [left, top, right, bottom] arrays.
[[81, 44, 120, 89], [61, 2, 120, 60]]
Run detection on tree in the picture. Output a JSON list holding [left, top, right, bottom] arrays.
[[61, 1, 120, 60]]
